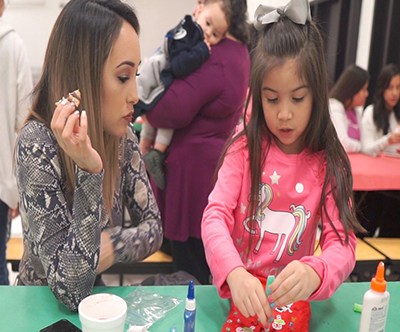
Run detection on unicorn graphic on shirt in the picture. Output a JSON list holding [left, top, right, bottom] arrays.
[[243, 183, 310, 262]]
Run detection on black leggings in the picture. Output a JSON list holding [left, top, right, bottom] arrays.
[[170, 237, 211, 285]]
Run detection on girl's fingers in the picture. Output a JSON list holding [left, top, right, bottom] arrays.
[[270, 262, 320, 307], [243, 297, 255, 317], [273, 280, 302, 307], [253, 298, 269, 326], [269, 266, 293, 294], [241, 288, 271, 327], [268, 265, 298, 303]]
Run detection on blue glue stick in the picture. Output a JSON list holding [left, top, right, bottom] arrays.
[[184, 280, 196, 332]]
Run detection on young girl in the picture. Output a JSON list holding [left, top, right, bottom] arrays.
[[201, 0, 364, 328], [329, 65, 369, 153], [361, 63, 400, 156]]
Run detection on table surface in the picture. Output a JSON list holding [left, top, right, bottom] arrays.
[[348, 152, 400, 191], [0, 282, 398, 331]]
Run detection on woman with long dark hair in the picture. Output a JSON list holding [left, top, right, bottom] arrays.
[[15, 0, 163, 311], [361, 63, 400, 155], [358, 63, 400, 237], [329, 65, 369, 153]]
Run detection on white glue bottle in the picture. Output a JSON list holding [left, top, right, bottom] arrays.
[[359, 261, 390, 332]]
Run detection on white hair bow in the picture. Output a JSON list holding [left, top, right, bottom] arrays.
[[254, 0, 312, 31]]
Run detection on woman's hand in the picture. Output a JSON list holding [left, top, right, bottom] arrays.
[[388, 131, 400, 145], [268, 260, 321, 307], [51, 98, 103, 173], [226, 267, 273, 327], [9, 204, 19, 219], [98, 231, 115, 273]]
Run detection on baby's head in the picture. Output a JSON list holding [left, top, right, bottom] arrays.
[[194, 0, 231, 45]]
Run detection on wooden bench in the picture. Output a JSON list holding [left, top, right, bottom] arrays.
[[103, 250, 173, 285], [6, 236, 173, 285], [315, 237, 386, 281], [362, 237, 400, 278], [6, 237, 23, 272]]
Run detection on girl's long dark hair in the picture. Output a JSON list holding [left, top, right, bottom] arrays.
[[216, 17, 365, 251], [372, 64, 400, 135]]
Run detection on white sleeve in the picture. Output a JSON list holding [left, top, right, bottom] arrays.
[[361, 104, 390, 156], [16, 35, 33, 131], [329, 99, 361, 153]]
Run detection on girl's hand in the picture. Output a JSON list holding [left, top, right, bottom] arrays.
[[51, 99, 103, 173], [268, 260, 321, 307], [226, 267, 273, 327]]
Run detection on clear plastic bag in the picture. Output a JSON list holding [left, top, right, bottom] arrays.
[[124, 286, 182, 328]]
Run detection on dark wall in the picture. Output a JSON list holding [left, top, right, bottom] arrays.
[[310, 0, 362, 89], [366, 0, 400, 106], [251, 0, 399, 102], [311, 0, 400, 104]]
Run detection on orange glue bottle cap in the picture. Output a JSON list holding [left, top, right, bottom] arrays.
[[371, 261, 387, 293]]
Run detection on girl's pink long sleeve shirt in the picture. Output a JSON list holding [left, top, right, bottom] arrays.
[[201, 134, 357, 301]]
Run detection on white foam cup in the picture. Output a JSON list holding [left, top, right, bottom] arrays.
[[78, 293, 127, 332]]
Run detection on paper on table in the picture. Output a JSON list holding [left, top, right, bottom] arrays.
[[127, 326, 148, 332], [383, 143, 400, 157]]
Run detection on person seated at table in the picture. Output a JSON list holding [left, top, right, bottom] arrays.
[[329, 64, 369, 153], [361, 63, 400, 156], [201, 0, 365, 328], [14, 0, 163, 311]]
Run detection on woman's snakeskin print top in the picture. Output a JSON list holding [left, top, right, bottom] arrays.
[[15, 121, 163, 311]]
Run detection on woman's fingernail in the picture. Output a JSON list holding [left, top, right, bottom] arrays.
[[82, 110, 86, 117], [268, 296, 273, 302], [270, 317, 274, 323], [267, 288, 272, 294], [61, 98, 67, 105], [74, 110, 80, 115], [270, 302, 275, 308]]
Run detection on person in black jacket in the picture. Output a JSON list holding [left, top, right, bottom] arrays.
[[137, 0, 231, 190]]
